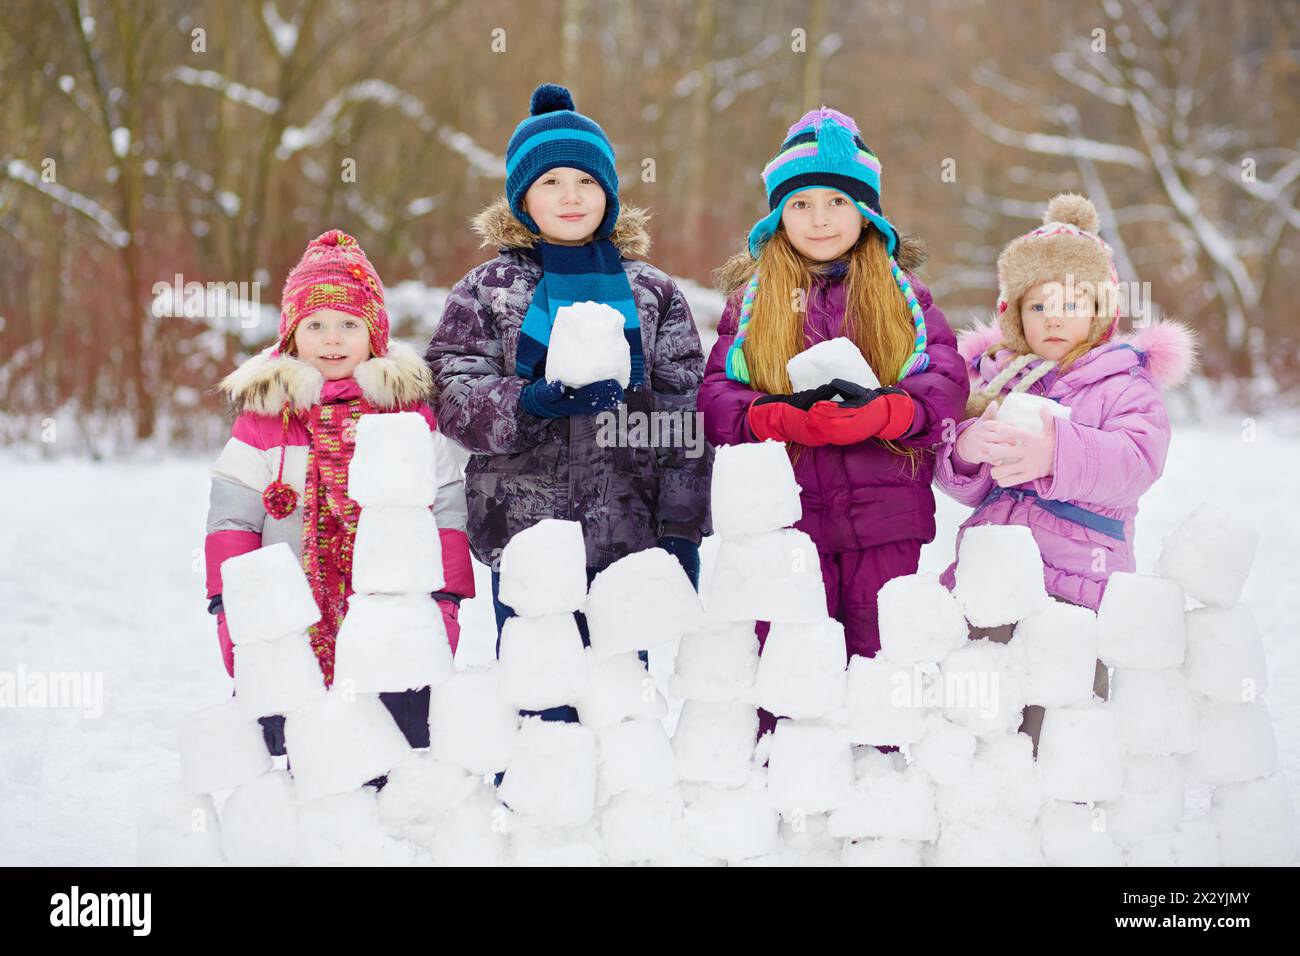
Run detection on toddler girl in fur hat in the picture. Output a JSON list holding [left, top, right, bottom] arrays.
[[935, 193, 1197, 753]]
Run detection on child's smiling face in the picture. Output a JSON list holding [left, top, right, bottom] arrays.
[[779, 188, 865, 261], [291, 308, 371, 380], [1020, 280, 1096, 360], [523, 167, 607, 245]]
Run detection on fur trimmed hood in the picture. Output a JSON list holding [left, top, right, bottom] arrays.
[[470, 196, 653, 260], [219, 339, 432, 415], [712, 232, 930, 296], [958, 315, 1199, 417]]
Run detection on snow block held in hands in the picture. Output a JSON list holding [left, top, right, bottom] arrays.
[[786, 337, 880, 392], [544, 301, 632, 389]]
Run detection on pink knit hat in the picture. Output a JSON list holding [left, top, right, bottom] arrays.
[[274, 229, 388, 357]]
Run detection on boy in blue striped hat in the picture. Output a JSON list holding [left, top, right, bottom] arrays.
[[425, 83, 712, 727]]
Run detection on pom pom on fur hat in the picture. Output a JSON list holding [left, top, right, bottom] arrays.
[[1043, 192, 1100, 233]]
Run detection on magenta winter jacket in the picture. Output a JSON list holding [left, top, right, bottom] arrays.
[[934, 319, 1197, 609], [698, 267, 969, 553]]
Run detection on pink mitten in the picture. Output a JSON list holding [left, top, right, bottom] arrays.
[[987, 406, 1058, 487], [954, 401, 1002, 467]]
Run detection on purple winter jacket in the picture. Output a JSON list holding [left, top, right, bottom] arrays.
[[698, 263, 969, 554], [426, 198, 713, 572], [934, 318, 1197, 610]]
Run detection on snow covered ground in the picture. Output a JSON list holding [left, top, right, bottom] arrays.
[[1, 414, 1296, 865]]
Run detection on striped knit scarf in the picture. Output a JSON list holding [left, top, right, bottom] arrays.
[[515, 239, 643, 387], [300, 396, 366, 687]]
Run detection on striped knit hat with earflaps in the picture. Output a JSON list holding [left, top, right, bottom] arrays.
[[725, 106, 930, 386]]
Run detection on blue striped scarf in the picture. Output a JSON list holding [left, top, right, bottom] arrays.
[[515, 239, 643, 387]]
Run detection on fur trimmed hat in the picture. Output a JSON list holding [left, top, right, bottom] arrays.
[[995, 193, 1120, 353]]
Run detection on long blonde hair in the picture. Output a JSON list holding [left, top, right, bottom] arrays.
[[739, 227, 922, 465], [741, 228, 918, 395]]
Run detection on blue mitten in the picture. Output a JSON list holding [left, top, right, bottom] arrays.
[[521, 378, 625, 419]]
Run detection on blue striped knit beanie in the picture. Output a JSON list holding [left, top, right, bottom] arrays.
[[506, 83, 620, 239]]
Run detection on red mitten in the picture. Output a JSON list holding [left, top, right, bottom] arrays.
[[808, 386, 915, 445], [746, 384, 840, 446]]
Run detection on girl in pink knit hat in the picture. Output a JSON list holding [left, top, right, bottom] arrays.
[[203, 229, 475, 763]]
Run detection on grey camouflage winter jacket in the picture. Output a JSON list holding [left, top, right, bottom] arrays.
[[424, 197, 713, 571]]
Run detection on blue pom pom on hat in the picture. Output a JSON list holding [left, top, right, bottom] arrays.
[[506, 83, 620, 239]]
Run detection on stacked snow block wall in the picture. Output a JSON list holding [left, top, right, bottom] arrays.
[[141, 436, 1296, 866]]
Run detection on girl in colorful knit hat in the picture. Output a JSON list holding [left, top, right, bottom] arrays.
[[204, 229, 475, 759], [698, 106, 969, 737], [935, 192, 1197, 754], [425, 84, 712, 725]]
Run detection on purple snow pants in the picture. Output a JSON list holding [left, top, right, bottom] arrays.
[[755, 538, 924, 739]]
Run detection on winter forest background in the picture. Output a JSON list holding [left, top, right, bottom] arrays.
[[2, 1, 1300, 865], [2, 0, 1299, 453]]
